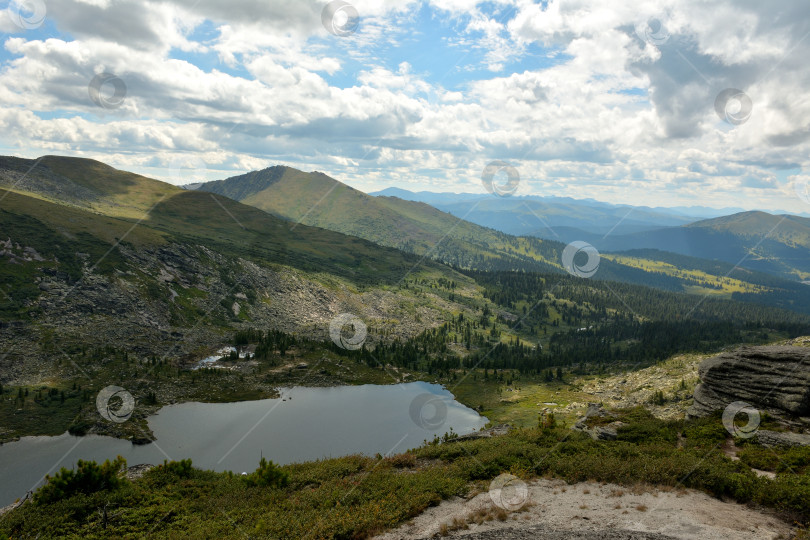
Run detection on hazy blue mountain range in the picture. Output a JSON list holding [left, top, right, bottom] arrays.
[[369, 188, 810, 281], [369, 187, 739, 234]]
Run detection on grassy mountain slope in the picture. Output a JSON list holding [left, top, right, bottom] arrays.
[[194, 167, 564, 273], [0, 157, 452, 284], [597, 248, 810, 314], [685, 211, 810, 277]]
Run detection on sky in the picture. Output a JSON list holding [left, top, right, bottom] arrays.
[[1, 0, 810, 213]]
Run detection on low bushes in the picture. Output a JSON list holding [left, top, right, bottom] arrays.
[[244, 457, 289, 488], [4, 411, 809, 539], [34, 456, 127, 505]]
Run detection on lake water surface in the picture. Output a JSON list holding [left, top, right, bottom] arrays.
[[0, 382, 486, 506]]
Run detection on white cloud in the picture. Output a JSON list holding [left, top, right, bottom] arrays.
[[0, 0, 809, 213]]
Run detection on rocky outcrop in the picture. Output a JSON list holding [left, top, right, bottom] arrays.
[[756, 430, 810, 448], [0, 237, 466, 386], [688, 345, 810, 420], [573, 404, 626, 441], [453, 424, 511, 442], [125, 464, 155, 480]]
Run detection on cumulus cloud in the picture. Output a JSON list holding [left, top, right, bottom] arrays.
[[0, 0, 809, 213]]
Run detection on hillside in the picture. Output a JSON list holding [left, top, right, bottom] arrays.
[[193, 166, 563, 273], [0, 157, 479, 410], [0, 156, 454, 284], [368, 185, 810, 282], [194, 164, 810, 315]]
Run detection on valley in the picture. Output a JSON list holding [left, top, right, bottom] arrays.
[[6, 3, 810, 538], [2, 156, 810, 538]]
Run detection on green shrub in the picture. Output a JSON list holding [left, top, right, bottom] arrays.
[[738, 446, 780, 471], [385, 453, 417, 468], [245, 457, 289, 488], [67, 420, 92, 436], [614, 409, 678, 444], [776, 447, 810, 475], [682, 416, 728, 447], [756, 472, 810, 515], [159, 459, 194, 478], [538, 412, 557, 430], [35, 456, 127, 505]]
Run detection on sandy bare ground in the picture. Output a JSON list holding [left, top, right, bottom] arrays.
[[374, 478, 795, 540]]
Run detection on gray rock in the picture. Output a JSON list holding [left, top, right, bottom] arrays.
[[756, 429, 810, 448], [420, 526, 676, 539], [593, 423, 623, 441], [688, 345, 810, 419], [453, 424, 511, 442], [572, 404, 624, 441]]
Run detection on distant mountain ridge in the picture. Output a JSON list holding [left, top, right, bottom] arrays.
[[369, 187, 791, 219], [369, 187, 810, 281], [369, 188, 706, 238]]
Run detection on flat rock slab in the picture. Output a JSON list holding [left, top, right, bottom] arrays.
[[756, 429, 810, 447], [374, 478, 793, 540], [430, 528, 676, 540]]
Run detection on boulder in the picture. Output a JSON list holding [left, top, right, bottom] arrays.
[[573, 404, 625, 441], [755, 429, 810, 448], [592, 423, 624, 441], [453, 424, 511, 442], [688, 345, 810, 419]]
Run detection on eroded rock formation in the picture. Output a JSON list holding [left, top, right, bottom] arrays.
[[688, 345, 810, 421]]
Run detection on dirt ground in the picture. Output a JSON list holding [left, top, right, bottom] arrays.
[[374, 478, 795, 540]]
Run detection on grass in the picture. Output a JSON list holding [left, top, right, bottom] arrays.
[[448, 352, 706, 429], [602, 254, 769, 298], [451, 376, 589, 428], [2, 409, 809, 539]]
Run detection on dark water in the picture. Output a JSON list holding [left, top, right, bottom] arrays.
[[0, 382, 486, 506]]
